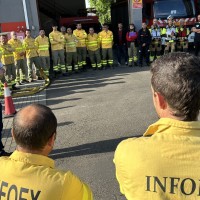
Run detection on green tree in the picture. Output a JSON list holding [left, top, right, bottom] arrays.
[[89, 0, 112, 24]]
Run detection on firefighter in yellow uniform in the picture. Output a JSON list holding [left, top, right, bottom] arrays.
[[114, 53, 200, 200], [49, 23, 66, 76], [8, 31, 27, 85], [0, 47, 7, 91], [0, 34, 18, 90], [73, 23, 87, 71], [98, 24, 114, 69], [60, 26, 67, 57], [149, 19, 162, 62], [65, 27, 78, 74], [35, 29, 50, 77], [176, 19, 190, 52], [162, 16, 176, 54], [23, 29, 42, 82], [0, 104, 93, 200], [86, 27, 101, 70], [0, 62, 5, 92]]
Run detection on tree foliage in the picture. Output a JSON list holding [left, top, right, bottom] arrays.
[[89, 0, 112, 24]]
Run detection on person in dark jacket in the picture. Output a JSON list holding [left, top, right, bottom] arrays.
[[138, 22, 152, 67], [114, 23, 128, 66]]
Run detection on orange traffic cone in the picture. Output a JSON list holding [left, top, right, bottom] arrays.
[[4, 82, 16, 118]]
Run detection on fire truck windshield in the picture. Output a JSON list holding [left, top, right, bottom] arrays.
[[154, 0, 195, 19]]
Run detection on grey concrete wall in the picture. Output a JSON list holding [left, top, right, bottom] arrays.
[[25, 0, 40, 37], [0, 0, 25, 23], [131, 8, 142, 31]]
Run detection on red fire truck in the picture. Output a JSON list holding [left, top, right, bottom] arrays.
[[142, 0, 199, 27], [59, 16, 101, 32], [112, 0, 200, 44], [112, 0, 200, 27]]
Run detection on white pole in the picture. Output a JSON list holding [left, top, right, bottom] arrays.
[[22, 0, 29, 29]]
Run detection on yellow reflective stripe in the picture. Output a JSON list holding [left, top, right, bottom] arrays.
[[88, 44, 98, 47], [15, 47, 23, 50], [4, 54, 13, 57], [102, 41, 112, 44], [38, 48, 49, 51], [102, 38, 112, 41]]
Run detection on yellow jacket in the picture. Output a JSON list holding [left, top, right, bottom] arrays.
[[86, 33, 100, 51], [35, 35, 50, 57], [23, 37, 38, 58], [49, 31, 65, 51], [73, 29, 87, 47], [61, 33, 67, 47], [65, 34, 77, 52], [0, 151, 93, 200], [98, 30, 113, 49], [114, 118, 200, 200], [0, 43, 14, 65], [8, 38, 25, 61]]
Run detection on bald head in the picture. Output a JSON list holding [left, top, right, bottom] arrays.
[[12, 104, 57, 150]]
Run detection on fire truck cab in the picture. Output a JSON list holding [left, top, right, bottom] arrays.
[[143, 0, 197, 27], [143, 0, 198, 44]]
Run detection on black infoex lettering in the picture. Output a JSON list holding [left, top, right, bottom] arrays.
[[146, 176, 151, 191], [153, 176, 167, 193], [180, 178, 196, 195], [19, 187, 29, 200], [31, 190, 41, 200], [170, 177, 180, 194], [0, 180, 41, 200], [0, 181, 8, 198], [146, 176, 200, 196], [7, 185, 18, 200]]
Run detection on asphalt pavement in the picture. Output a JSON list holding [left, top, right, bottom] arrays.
[[47, 65, 158, 200], [1, 65, 158, 199]]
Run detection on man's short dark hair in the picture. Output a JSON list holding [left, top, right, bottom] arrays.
[[13, 104, 57, 150], [102, 24, 109, 28], [151, 52, 200, 121], [52, 22, 58, 27], [0, 34, 7, 38]]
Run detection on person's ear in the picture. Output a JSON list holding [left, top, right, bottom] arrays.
[[154, 91, 167, 110], [47, 133, 56, 148], [11, 128, 15, 140]]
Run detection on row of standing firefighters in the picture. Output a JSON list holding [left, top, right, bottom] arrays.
[[0, 15, 200, 90], [118, 15, 200, 67]]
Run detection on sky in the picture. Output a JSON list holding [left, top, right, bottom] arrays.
[[85, 0, 90, 8]]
